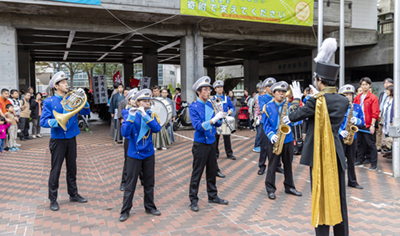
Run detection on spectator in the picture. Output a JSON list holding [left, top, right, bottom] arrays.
[[302, 87, 310, 104], [109, 83, 124, 143], [382, 85, 394, 136], [0, 116, 10, 153], [30, 92, 43, 139], [356, 86, 363, 96], [376, 78, 393, 151], [161, 88, 176, 143], [241, 89, 249, 107], [21, 87, 34, 100], [8, 89, 21, 117], [4, 104, 19, 151], [354, 77, 379, 170], [19, 91, 32, 141], [228, 90, 237, 108], [0, 88, 11, 116], [174, 88, 182, 111]]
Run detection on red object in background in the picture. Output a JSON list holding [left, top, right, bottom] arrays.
[[130, 77, 140, 88], [113, 71, 122, 83]]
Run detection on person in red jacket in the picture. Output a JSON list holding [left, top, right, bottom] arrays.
[[174, 88, 182, 111], [353, 77, 379, 170]]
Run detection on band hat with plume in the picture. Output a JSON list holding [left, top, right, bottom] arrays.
[[193, 76, 212, 91], [314, 38, 340, 81], [126, 88, 139, 101], [131, 89, 152, 101], [338, 84, 355, 94], [213, 80, 224, 88], [271, 81, 288, 92], [262, 77, 276, 87], [49, 71, 68, 88], [256, 82, 263, 88]]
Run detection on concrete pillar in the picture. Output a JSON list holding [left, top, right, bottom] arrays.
[[18, 48, 31, 91], [243, 57, 259, 92], [142, 48, 158, 88], [29, 59, 36, 90], [0, 25, 19, 90], [180, 33, 204, 103], [123, 62, 133, 87], [207, 66, 216, 85]]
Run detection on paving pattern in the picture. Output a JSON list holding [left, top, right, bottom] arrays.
[[0, 120, 400, 236]]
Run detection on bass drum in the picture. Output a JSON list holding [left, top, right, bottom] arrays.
[[151, 97, 173, 127]]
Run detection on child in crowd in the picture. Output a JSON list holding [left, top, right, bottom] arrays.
[[5, 104, 19, 151], [0, 117, 11, 153]]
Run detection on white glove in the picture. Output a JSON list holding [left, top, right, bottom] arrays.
[[76, 88, 85, 98], [340, 130, 349, 138], [255, 116, 260, 126], [211, 111, 224, 124], [138, 106, 147, 117], [282, 116, 291, 125], [271, 135, 278, 144], [350, 117, 358, 125], [309, 85, 319, 95], [290, 81, 302, 99]]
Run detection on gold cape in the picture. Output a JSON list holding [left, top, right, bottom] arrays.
[[311, 87, 342, 227]]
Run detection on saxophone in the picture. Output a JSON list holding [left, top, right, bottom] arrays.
[[343, 102, 359, 145], [272, 98, 291, 155]]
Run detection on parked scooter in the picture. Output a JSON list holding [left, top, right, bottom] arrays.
[[78, 113, 89, 132], [173, 101, 192, 131]]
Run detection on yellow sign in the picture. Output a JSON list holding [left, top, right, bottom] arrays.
[[181, 0, 314, 27]]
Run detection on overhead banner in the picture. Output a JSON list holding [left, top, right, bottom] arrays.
[[181, 0, 313, 27], [53, 0, 101, 5]]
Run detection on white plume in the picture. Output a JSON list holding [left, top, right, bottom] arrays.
[[314, 38, 338, 63]]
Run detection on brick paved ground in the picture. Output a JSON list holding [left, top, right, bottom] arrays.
[[1, 120, 400, 236]]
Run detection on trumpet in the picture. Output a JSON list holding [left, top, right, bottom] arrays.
[[53, 89, 87, 131], [209, 98, 236, 134]]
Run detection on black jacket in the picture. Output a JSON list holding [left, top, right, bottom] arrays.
[[30, 99, 42, 119], [289, 91, 349, 171]]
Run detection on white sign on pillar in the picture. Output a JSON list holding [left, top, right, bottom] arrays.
[[141, 77, 151, 90], [92, 75, 108, 104]]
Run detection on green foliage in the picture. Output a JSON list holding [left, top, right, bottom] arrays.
[[168, 83, 175, 95], [176, 83, 181, 88]]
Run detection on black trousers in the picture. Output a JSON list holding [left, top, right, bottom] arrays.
[[19, 117, 30, 139], [121, 139, 143, 186], [120, 155, 156, 214], [189, 141, 218, 203], [48, 137, 78, 201], [258, 125, 269, 169], [311, 160, 349, 236], [265, 141, 295, 193], [356, 126, 377, 165], [215, 134, 233, 158], [342, 140, 358, 187]]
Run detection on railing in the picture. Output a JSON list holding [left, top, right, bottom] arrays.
[[379, 21, 394, 34]]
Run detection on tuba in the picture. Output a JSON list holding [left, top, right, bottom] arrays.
[[343, 102, 358, 145], [272, 89, 292, 155], [53, 89, 87, 131]]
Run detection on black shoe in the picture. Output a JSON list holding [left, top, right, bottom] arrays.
[[69, 194, 88, 203], [258, 167, 265, 175], [26, 136, 33, 140], [20, 138, 26, 141], [227, 155, 236, 160], [208, 198, 229, 205], [4, 147, 9, 151], [190, 202, 199, 212], [120, 183, 125, 191], [268, 192, 276, 200], [355, 161, 363, 166], [276, 167, 284, 174], [349, 184, 363, 189], [50, 200, 59, 211], [216, 171, 226, 178], [369, 165, 377, 171], [285, 187, 302, 196], [363, 160, 371, 165], [119, 213, 129, 222], [145, 209, 161, 216]]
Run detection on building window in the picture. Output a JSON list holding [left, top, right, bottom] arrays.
[[170, 71, 175, 75]]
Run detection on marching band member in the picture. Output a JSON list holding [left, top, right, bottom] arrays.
[[289, 38, 349, 235], [338, 85, 364, 189], [119, 88, 138, 191], [263, 81, 302, 200], [189, 76, 229, 212], [212, 80, 236, 179], [119, 89, 162, 222], [40, 72, 90, 211]]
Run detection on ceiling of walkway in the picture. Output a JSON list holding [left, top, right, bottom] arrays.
[[18, 28, 312, 67]]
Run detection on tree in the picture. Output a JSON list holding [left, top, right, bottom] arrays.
[[61, 62, 81, 88], [176, 83, 181, 88], [168, 83, 175, 95], [93, 63, 123, 88], [215, 67, 232, 81]]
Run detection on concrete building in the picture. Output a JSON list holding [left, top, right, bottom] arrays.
[[0, 0, 384, 102]]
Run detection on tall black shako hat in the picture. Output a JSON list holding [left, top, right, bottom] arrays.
[[314, 38, 340, 81]]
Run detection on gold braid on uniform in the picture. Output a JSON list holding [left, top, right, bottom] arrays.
[[311, 87, 342, 227], [151, 112, 161, 125]]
